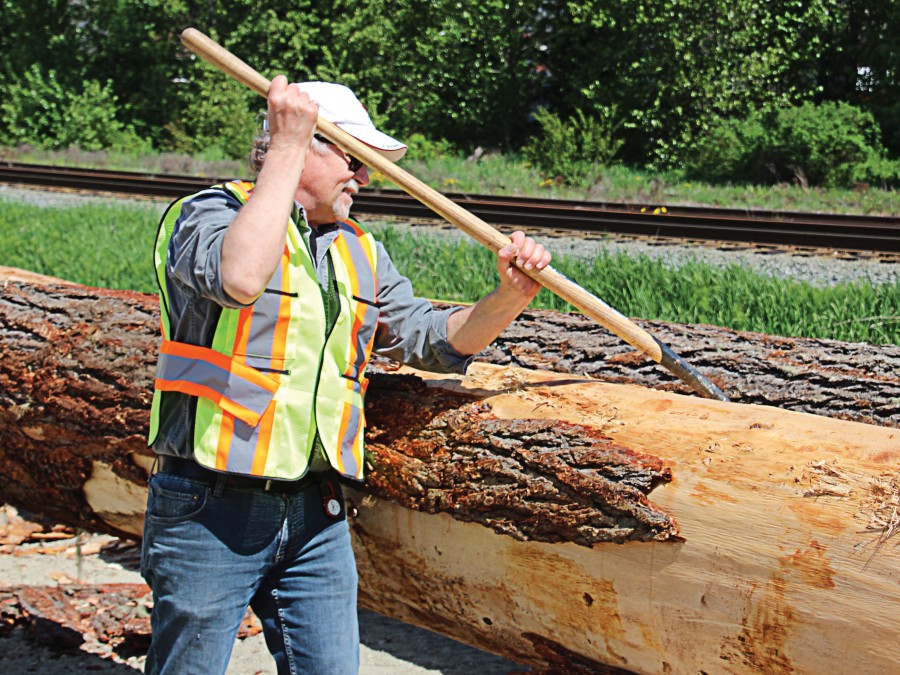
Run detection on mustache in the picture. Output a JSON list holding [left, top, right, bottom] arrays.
[[342, 179, 360, 195]]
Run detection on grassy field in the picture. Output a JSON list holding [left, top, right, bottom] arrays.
[[2, 194, 897, 345]]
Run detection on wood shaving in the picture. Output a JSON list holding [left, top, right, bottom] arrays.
[[855, 474, 900, 568], [798, 458, 853, 498]]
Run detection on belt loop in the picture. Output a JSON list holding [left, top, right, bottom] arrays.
[[150, 455, 159, 476], [213, 474, 226, 497]]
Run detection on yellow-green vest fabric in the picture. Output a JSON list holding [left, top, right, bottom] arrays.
[[149, 180, 379, 480]]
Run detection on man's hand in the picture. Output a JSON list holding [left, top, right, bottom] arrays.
[[446, 232, 551, 356], [221, 76, 318, 304], [496, 230, 551, 301], [266, 76, 318, 154]]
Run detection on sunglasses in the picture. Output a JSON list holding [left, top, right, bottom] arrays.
[[314, 134, 365, 173]]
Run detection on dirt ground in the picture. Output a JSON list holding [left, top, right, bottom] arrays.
[[0, 505, 524, 674]]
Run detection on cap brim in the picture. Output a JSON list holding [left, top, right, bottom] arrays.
[[337, 123, 408, 163]]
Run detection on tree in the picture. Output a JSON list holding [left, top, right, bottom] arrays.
[[536, 0, 839, 167], [818, 2, 900, 157]]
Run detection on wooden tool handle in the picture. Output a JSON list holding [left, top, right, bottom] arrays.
[[181, 28, 270, 97], [180, 28, 730, 400]]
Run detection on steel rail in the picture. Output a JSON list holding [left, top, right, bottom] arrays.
[[2, 161, 898, 252]]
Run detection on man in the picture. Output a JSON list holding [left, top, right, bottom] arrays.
[[142, 76, 550, 674]]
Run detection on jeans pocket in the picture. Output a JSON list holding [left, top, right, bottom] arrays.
[[148, 474, 208, 523]]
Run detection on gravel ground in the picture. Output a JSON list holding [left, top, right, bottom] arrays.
[[0, 507, 522, 674], [3, 183, 894, 288]]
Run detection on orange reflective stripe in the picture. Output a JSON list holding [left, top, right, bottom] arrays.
[[250, 401, 277, 475], [153, 379, 264, 427], [215, 413, 235, 471], [273, 249, 292, 357], [225, 180, 254, 202], [332, 227, 378, 381], [233, 306, 253, 360], [156, 340, 277, 427], [346, 303, 366, 377]]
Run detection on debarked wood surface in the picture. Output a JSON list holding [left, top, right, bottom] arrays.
[[351, 363, 898, 673], [0, 266, 898, 673]]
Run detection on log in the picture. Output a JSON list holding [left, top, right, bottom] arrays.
[[1, 267, 898, 673], [439, 303, 900, 429], [0, 583, 261, 650], [0, 268, 677, 545]]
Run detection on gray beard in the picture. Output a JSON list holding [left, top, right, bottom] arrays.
[[332, 179, 359, 222], [332, 199, 351, 222]]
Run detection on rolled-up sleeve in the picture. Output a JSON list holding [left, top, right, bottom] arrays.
[[372, 242, 472, 374], [166, 191, 251, 309]]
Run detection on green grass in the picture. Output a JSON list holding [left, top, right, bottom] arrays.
[[372, 223, 899, 346], [2, 196, 897, 345], [0, 198, 161, 291]]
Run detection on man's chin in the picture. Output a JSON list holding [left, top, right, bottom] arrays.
[[333, 194, 353, 222]]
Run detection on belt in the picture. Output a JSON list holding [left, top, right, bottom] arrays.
[[156, 455, 322, 494]]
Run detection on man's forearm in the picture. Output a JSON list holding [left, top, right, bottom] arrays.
[[445, 286, 534, 356]]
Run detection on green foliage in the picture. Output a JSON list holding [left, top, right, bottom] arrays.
[[687, 102, 889, 188], [402, 134, 457, 162], [0, 0, 192, 148], [322, 0, 547, 149], [852, 154, 900, 190], [164, 64, 257, 160], [0, 64, 143, 151], [523, 106, 623, 186], [0, 0, 897, 171], [818, 2, 900, 157], [541, 0, 839, 167], [0, 65, 69, 147], [771, 102, 883, 187]]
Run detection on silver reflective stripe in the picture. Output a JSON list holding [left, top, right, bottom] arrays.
[[337, 224, 378, 380], [244, 260, 285, 365], [338, 379, 363, 478], [224, 418, 261, 475], [347, 302, 379, 381], [337, 223, 377, 301], [156, 351, 273, 421]]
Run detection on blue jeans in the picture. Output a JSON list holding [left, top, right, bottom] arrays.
[[141, 471, 359, 675]]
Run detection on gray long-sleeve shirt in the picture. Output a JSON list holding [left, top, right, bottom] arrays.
[[153, 186, 471, 460]]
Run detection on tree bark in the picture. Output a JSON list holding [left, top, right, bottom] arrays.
[[439, 303, 900, 429], [1, 267, 898, 673]]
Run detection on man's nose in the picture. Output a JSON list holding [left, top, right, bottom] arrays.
[[354, 165, 370, 186]]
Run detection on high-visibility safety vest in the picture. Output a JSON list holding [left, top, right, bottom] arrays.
[[148, 180, 380, 481]]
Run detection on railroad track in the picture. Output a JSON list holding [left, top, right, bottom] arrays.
[[2, 161, 899, 254]]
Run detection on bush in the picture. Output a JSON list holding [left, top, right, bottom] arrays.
[[164, 64, 256, 160], [682, 112, 769, 184], [772, 102, 883, 187], [687, 102, 886, 188], [523, 106, 624, 187], [402, 133, 457, 161], [851, 154, 900, 190], [0, 65, 67, 147], [0, 64, 137, 151]]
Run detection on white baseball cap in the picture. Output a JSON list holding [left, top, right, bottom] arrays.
[[297, 81, 408, 162]]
